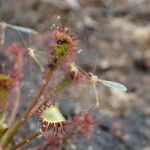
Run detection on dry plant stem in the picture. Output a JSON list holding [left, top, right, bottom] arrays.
[[8, 86, 21, 126], [0, 74, 51, 147], [0, 100, 7, 139], [0, 100, 7, 125], [9, 131, 40, 150]]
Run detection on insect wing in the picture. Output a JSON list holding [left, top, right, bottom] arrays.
[[31, 49, 49, 65], [9, 25, 38, 35], [100, 80, 127, 92]]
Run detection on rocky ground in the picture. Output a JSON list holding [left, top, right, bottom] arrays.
[[0, 0, 150, 150]]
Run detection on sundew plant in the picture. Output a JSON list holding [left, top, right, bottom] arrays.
[[0, 23, 127, 150]]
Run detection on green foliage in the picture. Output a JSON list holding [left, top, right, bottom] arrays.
[[0, 74, 12, 100], [54, 43, 70, 58], [41, 104, 66, 123]]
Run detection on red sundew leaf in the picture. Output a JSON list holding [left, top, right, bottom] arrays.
[[38, 101, 69, 135], [71, 112, 94, 140], [6, 43, 25, 54], [53, 28, 79, 48]]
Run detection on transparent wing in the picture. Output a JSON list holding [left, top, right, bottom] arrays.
[[100, 80, 127, 92], [8, 25, 38, 35], [31, 49, 49, 65]]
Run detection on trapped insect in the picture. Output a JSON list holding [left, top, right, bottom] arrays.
[[73, 64, 127, 107], [0, 21, 38, 45], [28, 48, 47, 72]]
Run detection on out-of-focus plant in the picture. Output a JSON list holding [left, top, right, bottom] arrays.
[[34, 111, 94, 150], [0, 25, 88, 150], [0, 74, 13, 138], [0, 23, 127, 150]]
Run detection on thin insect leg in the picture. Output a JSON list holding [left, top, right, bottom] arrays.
[[32, 55, 44, 71], [16, 30, 34, 75], [16, 29, 38, 75], [75, 64, 89, 79], [29, 34, 32, 48], [0, 28, 5, 45], [28, 35, 35, 80], [93, 83, 100, 107], [37, 61, 44, 72], [93, 55, 100, 74], [28, 48, 44, 72], [88, 83, 94, 95], [30, 49, 45, 72], [16, 30, 35, 80], [27, 52, 33, 82]]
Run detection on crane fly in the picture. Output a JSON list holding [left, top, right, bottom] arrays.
[[73, 64, 127, 107], [27, 48, 49, 72], [0, 21, 38, 44], [88, 73, 127, 92], [28, 48, 44, 72]]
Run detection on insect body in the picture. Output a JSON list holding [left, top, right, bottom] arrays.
[[88, 72, 127, 107], [73, 64, 127, 107], [27, 48, 48, 72], [89, 73, 127, 92]]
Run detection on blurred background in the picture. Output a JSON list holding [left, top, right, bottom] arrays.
[[0, 0, 150, 149]]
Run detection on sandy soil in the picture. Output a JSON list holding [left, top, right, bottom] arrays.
[[0, 0, 150, 149]]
